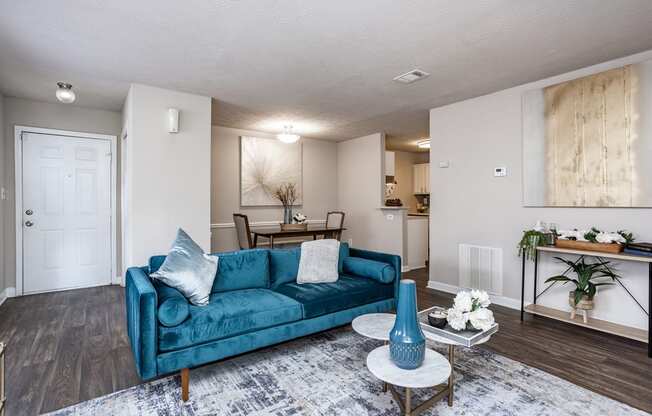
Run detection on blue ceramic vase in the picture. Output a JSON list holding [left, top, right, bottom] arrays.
[[389, 279, 426, 369]]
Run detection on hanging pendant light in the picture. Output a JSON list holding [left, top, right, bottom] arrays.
[[276, 125, 300, 144], [55, 82, 76, 103]]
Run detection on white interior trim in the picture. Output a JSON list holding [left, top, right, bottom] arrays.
[[211, 219, 326, 229], [426, 280, 522, 310], [14, 125, 118, 296], [0, 287, 16, 307]]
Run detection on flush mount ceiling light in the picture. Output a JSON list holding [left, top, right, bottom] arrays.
[[276, 125, 300, 144], [417, 138, 431, 149], [55, 82, 76, 103]]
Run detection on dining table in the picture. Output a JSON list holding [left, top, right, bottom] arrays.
[[252, 225, 345, 248]]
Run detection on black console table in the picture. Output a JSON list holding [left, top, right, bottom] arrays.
[[520, 245, 651, 357]]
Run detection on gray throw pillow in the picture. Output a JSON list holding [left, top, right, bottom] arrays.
[[151, 229, 218, 306], [297, 239, 340, 284]]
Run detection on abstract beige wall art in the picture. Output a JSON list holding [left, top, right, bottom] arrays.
[[523, 60, 652, 207], [240, 136, 302, 206]]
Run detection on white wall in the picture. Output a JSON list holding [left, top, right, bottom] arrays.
[[337, 133, 407, 263], [429, 50, 652, 330], [2, 97, 122, 294], [0, 93, 5, 296], [211, 125, 338, 252], [123, 84, 211, 267]]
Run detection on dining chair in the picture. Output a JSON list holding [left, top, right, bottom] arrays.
[[233, 213, 257, 249], [325, 211, 345, 241]]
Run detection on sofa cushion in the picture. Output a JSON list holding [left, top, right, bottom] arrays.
[[269, 247, 301, 289], [212, 249, 270, 293], [149, 255, 166, 273], [338, 242, 350, 273], [343, 257, 395, 283], [273, 274, 394, 319], [158, 288, 302, 352], [153, 281, 190, 327]]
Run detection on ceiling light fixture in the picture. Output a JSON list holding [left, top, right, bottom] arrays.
[[417, 139, 431, 149], [55, 82, 76, 103], [276, 125, 300, 144]]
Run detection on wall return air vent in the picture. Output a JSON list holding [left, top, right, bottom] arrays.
[[393, 69, 430, 84]]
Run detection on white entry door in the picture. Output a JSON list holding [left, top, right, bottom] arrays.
[[22, 132, 112, 294]]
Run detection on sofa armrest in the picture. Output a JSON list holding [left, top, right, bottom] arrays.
[[349, 248, 402, 299], [125, 266, 158, 379]]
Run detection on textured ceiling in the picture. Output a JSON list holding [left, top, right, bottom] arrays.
[[2, 1, 652, 150]]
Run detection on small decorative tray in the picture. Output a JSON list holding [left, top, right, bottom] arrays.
[[417, 306, 499, 347]]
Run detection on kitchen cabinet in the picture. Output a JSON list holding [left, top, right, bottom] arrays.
[[385, 151, 395, 176], [413, 163, 430, 194]]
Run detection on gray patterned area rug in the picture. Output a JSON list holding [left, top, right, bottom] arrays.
[[49, 328, 646, 416]]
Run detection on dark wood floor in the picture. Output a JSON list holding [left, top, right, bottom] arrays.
[[0, 286, 141, 415], [0, 269, 650, 415]]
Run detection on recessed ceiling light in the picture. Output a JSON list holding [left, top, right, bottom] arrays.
[[417, 139, 431, 149], [277, 125, 300, 144], [393, 69, 430, 84], [55, 82, 76, 103]]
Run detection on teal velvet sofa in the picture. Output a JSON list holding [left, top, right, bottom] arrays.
[[125, 244, 401, 400]]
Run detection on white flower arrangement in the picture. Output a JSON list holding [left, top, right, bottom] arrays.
[[557, 228, 633, 244], [292, 212, 307, 224], [447, 290, 495, 331]]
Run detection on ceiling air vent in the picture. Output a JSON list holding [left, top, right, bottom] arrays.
[[393, 69, 430, 84]]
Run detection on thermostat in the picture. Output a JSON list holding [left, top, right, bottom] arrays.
[[494, 167, 507, 177]]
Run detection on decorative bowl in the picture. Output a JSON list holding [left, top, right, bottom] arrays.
[[427, 310, 448, 328]]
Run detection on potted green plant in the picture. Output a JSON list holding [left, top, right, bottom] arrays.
[[517, 230, 546, 260], [544, 257, 620, 323]]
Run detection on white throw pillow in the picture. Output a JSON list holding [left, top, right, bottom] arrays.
[[297, 239, 340, 284], [151, 229, 218, 306]]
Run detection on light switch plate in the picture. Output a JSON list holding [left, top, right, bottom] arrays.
[[494, 167, 507, 177], [386, 214, 394, 220], [439, 161, 450, 168]]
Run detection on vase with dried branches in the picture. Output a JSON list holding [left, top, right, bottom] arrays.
[[274, 183, 298, 224]]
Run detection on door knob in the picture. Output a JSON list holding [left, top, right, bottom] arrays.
[[25, 220, 34, 227], [25, 209, 33, 215]]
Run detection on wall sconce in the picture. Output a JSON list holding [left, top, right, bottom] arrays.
[[168, 108, 180, 133]]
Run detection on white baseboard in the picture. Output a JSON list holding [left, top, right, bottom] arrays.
[[426, 280, 521, 310], [402, 265, 428, 273], [0, 287, 16, 307]]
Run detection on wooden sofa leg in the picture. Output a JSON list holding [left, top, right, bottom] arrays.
[[181, 368, 189, 401]]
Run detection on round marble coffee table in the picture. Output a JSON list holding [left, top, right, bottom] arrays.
[[367, 345, 451, 416], [352, 313, 395, 340], [352, 312, 492, 407]]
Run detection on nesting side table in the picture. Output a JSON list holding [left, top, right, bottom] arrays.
[[352, 312, 492, 410], [367, 346, 451, 416]]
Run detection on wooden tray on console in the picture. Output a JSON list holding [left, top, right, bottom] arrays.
[[555, 239, 623, 254]]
